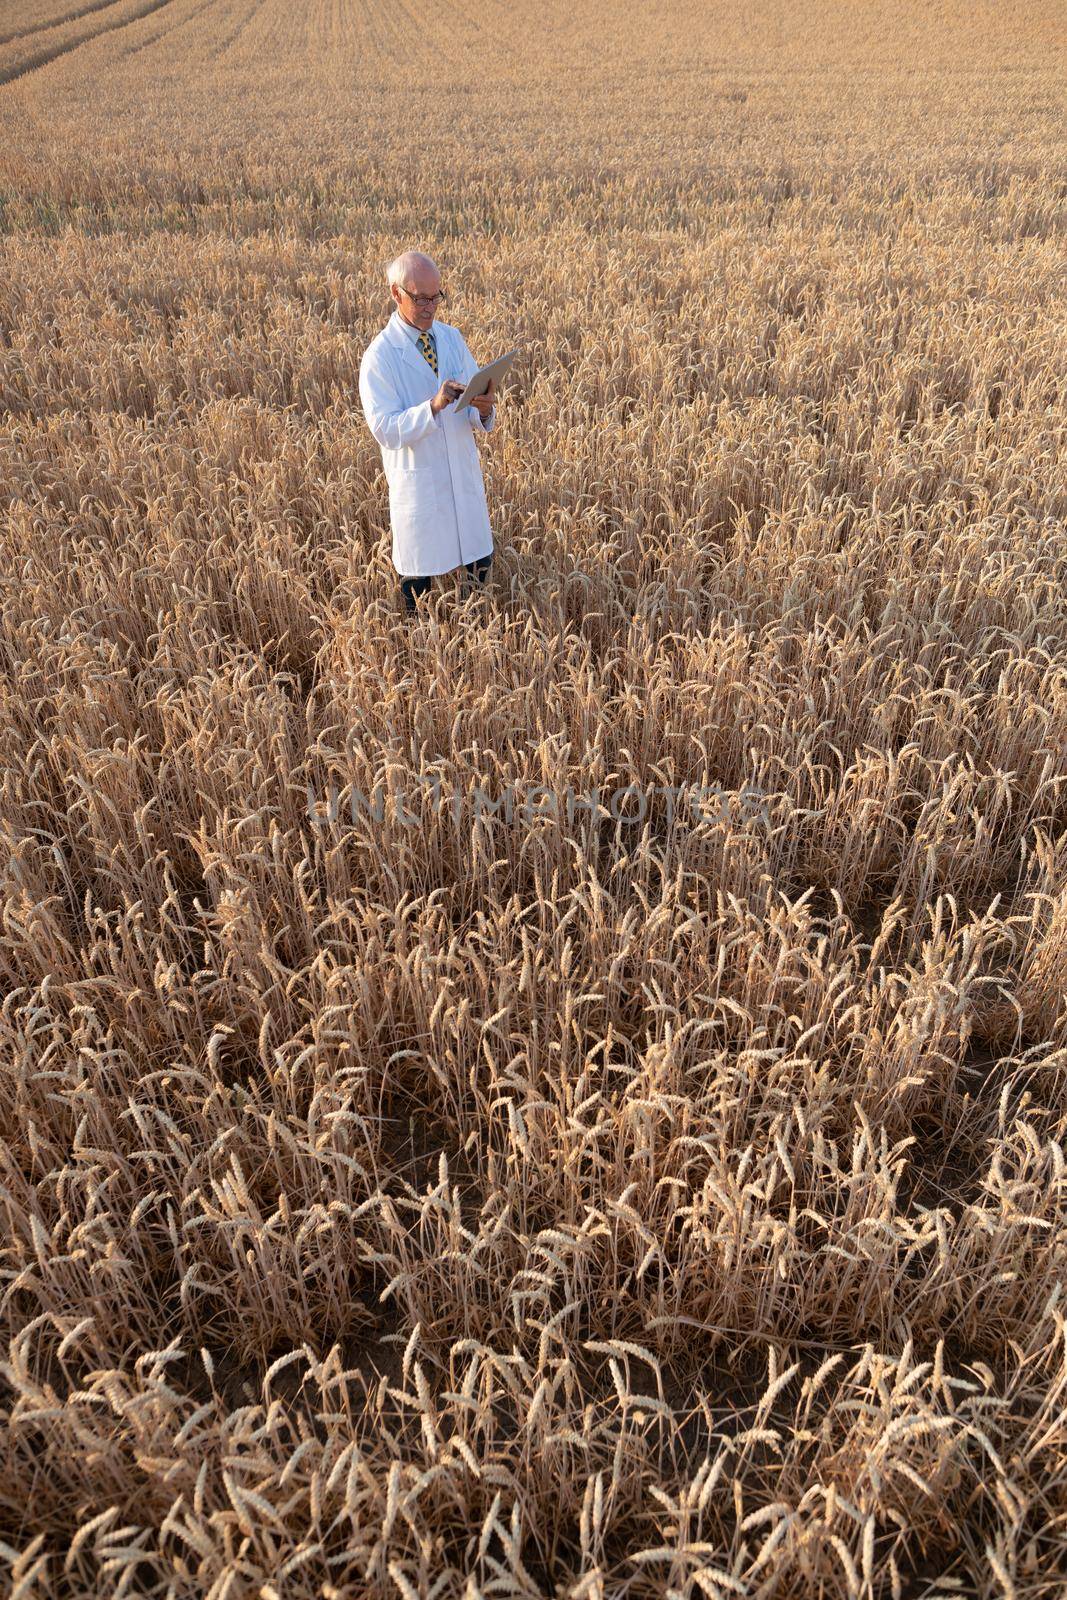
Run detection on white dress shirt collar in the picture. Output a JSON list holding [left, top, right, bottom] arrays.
[[396, 309, 434, 344]]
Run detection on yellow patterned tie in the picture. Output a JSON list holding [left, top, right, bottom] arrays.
[[417, 329, 438, 374]]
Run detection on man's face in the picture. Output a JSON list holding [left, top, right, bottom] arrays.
[[392, 263, 442, 332]]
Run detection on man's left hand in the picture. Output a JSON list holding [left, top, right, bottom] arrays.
[[471, 379, 496, 420]]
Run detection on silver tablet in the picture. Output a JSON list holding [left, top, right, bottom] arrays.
[[452, 347, 520, 409]]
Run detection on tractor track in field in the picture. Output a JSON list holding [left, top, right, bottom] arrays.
[[0, 0, 124, 50], [0, 0, 177, 86], [210, 0, 265, 66], [353, 0, 401, 72], [123, 0, 222, 59]]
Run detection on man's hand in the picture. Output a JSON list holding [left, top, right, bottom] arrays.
[[431, 379, 464, 416], [471, 379, 495, 421]]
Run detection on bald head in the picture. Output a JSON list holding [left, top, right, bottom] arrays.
[[387, 251, 439, 292], [387, 250, 442, 332]]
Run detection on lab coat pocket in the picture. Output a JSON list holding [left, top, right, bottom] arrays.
[[389, 466, 439, 527]]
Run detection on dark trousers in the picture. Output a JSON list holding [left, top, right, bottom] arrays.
[[400, 554, 492, 615]]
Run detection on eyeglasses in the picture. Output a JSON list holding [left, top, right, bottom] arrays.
[[399, 287, 446, 309]]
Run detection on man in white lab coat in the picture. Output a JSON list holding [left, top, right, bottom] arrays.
[[358, 251, 498, 616]]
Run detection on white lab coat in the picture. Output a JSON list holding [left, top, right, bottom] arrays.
[[358, 310, 497, 577]]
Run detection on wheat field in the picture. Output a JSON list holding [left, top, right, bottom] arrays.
[[0, 1, 1066, 1596]]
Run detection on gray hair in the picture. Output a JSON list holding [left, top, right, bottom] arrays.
[[386, 250, 438, 291]]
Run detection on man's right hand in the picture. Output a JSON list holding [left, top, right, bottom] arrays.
[[430, 380, 464, 416]]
